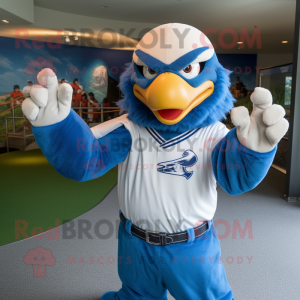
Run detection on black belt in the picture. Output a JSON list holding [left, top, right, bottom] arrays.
[[120, 212, 209, 246]]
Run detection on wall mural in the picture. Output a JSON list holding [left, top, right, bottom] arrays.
[[0, 35, 257, 141], [0, 36, 133, 140], [0, 36, 133, 104]]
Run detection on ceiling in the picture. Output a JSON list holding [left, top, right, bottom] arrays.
[[0, 8, 31, 25], [34, 0, 297, 53], [0, 0, 296, 53], [34, 0, 295, 27]]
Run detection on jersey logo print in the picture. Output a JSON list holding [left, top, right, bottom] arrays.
[[157, 150, 198, 180]]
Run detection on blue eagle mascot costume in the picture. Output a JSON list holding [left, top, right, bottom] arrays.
[[22, 23, 289, 300]]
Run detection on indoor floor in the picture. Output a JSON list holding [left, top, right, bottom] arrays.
[[1, 168, 299, 300]]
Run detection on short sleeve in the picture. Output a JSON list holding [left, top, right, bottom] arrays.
[[210, 122, 230, 150]]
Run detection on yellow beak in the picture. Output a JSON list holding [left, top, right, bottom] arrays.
[[133, 73, 214, 125]]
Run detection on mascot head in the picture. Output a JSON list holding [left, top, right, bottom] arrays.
[[119, 23, 235, 132]]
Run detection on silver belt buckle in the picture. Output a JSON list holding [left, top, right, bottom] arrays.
[[145, 230, 157, 244]]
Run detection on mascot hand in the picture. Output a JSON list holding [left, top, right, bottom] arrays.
[[231, 87, 289, 152], [22, 68, 72, 127]]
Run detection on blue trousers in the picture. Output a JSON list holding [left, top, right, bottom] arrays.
[[101, 220, 234, 300]]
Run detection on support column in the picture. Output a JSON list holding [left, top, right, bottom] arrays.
[[284, 0, 300, 202]]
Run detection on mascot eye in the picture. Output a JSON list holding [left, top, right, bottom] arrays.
[[179, 62, 200, 79], [136, 64, 158, 79], [183, 65, 192, 73], [148, 67, 156, 74], [143, 66, 158, 79]]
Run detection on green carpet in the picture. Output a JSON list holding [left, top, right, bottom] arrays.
[[0, 149, 118, 246]]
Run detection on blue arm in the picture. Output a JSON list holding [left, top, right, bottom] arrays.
[[32, 109, 132, 182], [212, 127, 277, 195]]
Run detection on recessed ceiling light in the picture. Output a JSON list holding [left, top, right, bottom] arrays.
[[101, 6, 108, 8], [65, 37, 70, 42], [282, 41, 288, 44], [2, 20, 10, 23], [237, 42, 243, 44]]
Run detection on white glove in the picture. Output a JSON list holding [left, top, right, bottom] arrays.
[[231, 87, 289, 153], [22, 68, 72, 127]]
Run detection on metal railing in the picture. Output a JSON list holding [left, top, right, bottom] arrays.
[[0, 97, 23, 137], [0, 96, 24, 107], [1, 96, 122, 152], [5, 116, 34, 152], [72, 105, 121, 123], [2, 105, 121, 151]]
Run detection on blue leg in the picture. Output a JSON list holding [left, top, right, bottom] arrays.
[[102, 221, 234, 300], [100, 291, 118, 300], [161, 223, 235, 300], [101, 284, 168, 300], [101, 223, 168, 300]]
